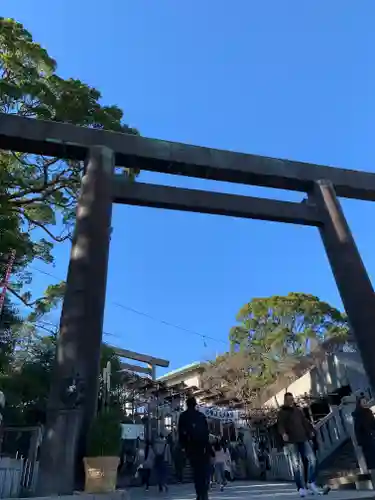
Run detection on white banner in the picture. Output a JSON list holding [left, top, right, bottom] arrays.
[[197, 406, 244, 422], [121, 423, 144, 440]]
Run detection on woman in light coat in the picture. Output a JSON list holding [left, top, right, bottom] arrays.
[[139, 440, 154, 491]]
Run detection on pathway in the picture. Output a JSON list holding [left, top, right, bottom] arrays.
[[127, 482, 375, 500]]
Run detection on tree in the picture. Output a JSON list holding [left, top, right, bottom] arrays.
[[0, 17, 139, 316], [230, 292, 349, 356], [201, 349, 296, 417], [1, 331, 57, 425], [0, 297, 21, 373], [202, 293, 350, 420], [1, 331, 123, 426]]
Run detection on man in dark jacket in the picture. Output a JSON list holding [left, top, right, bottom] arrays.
[[178, 397, 210, 500], [277, 393, 320, 497]]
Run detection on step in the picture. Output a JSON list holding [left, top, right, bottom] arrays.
[[324, 471, 374, 491]]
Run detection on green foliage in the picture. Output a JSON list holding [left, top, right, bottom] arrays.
[[86, 408, 122, 457], [0, 18, 135, 428], [230, 292, 349, 355], [1, 332, 57, 425], [1, 328, 125, 427], [202, 293, 350, 412], [0, 17, 139, 318], [0, 298, 22, 373]]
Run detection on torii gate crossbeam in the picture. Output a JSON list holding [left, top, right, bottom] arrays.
[[1, 113, 375, 494]]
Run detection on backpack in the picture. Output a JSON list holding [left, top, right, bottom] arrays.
[[184, 411, 208, 447]]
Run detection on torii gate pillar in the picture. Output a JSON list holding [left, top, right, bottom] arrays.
[[37, 146, 114, 495], [310, 180, 375, 392]]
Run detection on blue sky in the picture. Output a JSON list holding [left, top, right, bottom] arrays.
[[4, 1, 375, 376]]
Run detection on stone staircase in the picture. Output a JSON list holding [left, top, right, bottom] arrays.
[[166, 462, 194, 484], [317, 440, 361, 489]]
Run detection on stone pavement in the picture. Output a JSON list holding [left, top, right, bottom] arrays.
[[127, 482, 375, 500]]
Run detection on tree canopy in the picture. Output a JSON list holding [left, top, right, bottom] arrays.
[[202, 293, 350, 416], [0, 298, 21, 374], [0, 17, 138, 318], [1, 331, 125, 426], [230, 292, 349, 354], [0, 18, 140, 425]]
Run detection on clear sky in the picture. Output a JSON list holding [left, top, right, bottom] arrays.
[[3, 1, 375, 376]]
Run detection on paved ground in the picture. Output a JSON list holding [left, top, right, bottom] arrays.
[[127, 482, 375, 500]]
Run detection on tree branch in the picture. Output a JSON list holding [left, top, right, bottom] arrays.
[[7, 168, 71, 201], [7, 286, 38, 307], [11, 151, 34, 167], [19, 210, 71, 242]]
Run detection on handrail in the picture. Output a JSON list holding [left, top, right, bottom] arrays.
[[315, 410, 335, 430]]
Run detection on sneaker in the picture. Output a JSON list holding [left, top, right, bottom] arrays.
[[308, 483, 322, 495], [299, 488, 307, 497]]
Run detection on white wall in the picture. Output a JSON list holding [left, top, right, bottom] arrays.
[[262, 353, 353, 409], [335, 351, 370, 394], [161, 371, 202, 390]]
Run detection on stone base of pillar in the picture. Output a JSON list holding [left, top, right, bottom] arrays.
[[37, 409, 82, 496]]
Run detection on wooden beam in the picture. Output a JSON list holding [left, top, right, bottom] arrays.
[[108, 344, 169, 368], [119, 362, 152, 375], [112, 179, 321, 226], [1, 113, 375, 200]]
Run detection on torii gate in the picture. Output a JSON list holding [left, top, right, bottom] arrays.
[[1, 113, 375, 493]]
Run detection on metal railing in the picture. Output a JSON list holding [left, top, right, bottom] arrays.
[[0, 426, 42, 498], [0, 459, 22, 499]]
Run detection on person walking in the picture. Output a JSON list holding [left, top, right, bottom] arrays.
[[229, 442, 238, 481], [213, 441, 227, 491], [236, 435, 248, 479], [140, 440, 154, 491], [209, 442, 216, 488], [153, 433, 169, 493], [353, 395, 375, 470], [258, 441, 270, 481], [173, 442, 186, 483], [178, 396, 210, 500], [277, 392, 321, 497]]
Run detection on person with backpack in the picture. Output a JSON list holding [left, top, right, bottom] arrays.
[[178, 396, 210, 500], [153, 433, 169, 493]]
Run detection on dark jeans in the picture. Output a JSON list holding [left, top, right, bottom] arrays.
[[189, 454, 210, 500], [174, 461, 184, 482], [285, 441, 316, 490], [141, 468, 151, 488], [361, 433, 375, 470], [154, 460, 167, 490]]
